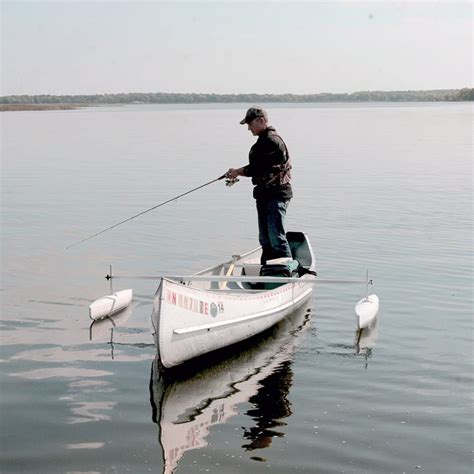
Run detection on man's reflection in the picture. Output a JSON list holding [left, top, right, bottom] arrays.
[[242, 359, 293, 451]]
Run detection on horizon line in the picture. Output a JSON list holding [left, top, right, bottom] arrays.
[[1, 87, 472, 98]]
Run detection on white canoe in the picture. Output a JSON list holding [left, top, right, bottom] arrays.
[[355, 293, 379, 328], [151, 231, 316, 368], [89, 288, 133, 320]]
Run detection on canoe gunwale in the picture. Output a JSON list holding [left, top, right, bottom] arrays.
[[160, 273, 315, 292]]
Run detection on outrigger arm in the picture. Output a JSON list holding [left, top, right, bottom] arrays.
[[105, 272, 373, 286]]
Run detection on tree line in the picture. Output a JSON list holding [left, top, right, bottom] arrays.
[[1, 88, 472, 104]]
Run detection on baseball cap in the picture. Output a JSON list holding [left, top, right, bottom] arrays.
[[239, 107, 268, 125]]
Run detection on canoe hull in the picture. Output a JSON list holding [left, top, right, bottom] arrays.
[[152, 277, 313, 368]]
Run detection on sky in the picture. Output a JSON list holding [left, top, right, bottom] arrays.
[[1, 1, 472, 96]]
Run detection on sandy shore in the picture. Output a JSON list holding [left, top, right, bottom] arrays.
[[0, 103, 90, 111]]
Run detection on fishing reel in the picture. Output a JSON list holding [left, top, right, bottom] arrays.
[[225, 177, 239, 187]]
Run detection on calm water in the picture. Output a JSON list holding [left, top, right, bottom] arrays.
[[1, 102, 472, 473]]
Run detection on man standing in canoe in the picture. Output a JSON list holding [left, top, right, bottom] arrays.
[[226, 107, 293, 264]]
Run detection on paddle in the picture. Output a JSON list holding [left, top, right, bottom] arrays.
[[219, 256, 239, 290], [67, 174, 227, 249]]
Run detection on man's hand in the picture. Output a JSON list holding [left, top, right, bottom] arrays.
[[226, 168, 239, 180], [226, 167, 246, 179]]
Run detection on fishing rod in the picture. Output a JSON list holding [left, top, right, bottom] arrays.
[[67, 173, 236, 249]]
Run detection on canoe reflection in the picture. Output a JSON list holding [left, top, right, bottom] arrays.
[[149, 304, 312, 474]]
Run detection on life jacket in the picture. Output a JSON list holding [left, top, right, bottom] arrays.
[[252, 132, 292, 189]]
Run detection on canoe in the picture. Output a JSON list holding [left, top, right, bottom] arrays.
[[354, 294, 379, 329], [151, 231, 316, 368], [89, 289, 133, 320]]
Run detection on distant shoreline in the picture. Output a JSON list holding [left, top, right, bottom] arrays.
[[1, 88, 472, 111], [0, 103, 90, 112], [0, 89, 474, 112]]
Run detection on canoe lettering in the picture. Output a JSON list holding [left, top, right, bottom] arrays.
[[165, 289, 224, 316]]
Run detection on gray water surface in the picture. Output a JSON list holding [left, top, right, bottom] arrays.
[[1, 102, 472, 473]]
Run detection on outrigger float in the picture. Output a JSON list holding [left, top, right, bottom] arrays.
[[91, 231, 379, 369], [89, 288, 133, 321]]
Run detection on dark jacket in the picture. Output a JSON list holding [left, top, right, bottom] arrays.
[[243, 127, 293, 201]]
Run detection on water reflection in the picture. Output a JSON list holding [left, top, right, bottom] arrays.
[[10, 304, 146, 430], [89, 304, 133, 346], [88, 304, 155, 358], [149, 304, 312, 474], [354, 316, 379, 369], [242, 359, 292, 452]]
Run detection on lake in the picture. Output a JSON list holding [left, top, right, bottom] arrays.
[[1, 102, 472, 473]]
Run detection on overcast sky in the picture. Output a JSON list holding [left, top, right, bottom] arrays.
[[1, 1, 472, 95]]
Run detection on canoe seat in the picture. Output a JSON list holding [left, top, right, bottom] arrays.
[[240, 264, 262, 290], [242, 263, 262, 276]]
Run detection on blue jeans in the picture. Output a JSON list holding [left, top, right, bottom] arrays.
[[256, 199, 292, 264]]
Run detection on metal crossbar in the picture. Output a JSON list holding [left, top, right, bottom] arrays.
[[106, 274, 372, 285]]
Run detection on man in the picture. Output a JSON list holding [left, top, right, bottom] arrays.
[[226, 107, 293, 264]]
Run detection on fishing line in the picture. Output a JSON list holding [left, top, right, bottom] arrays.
[[67, 174, 227, 249]]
